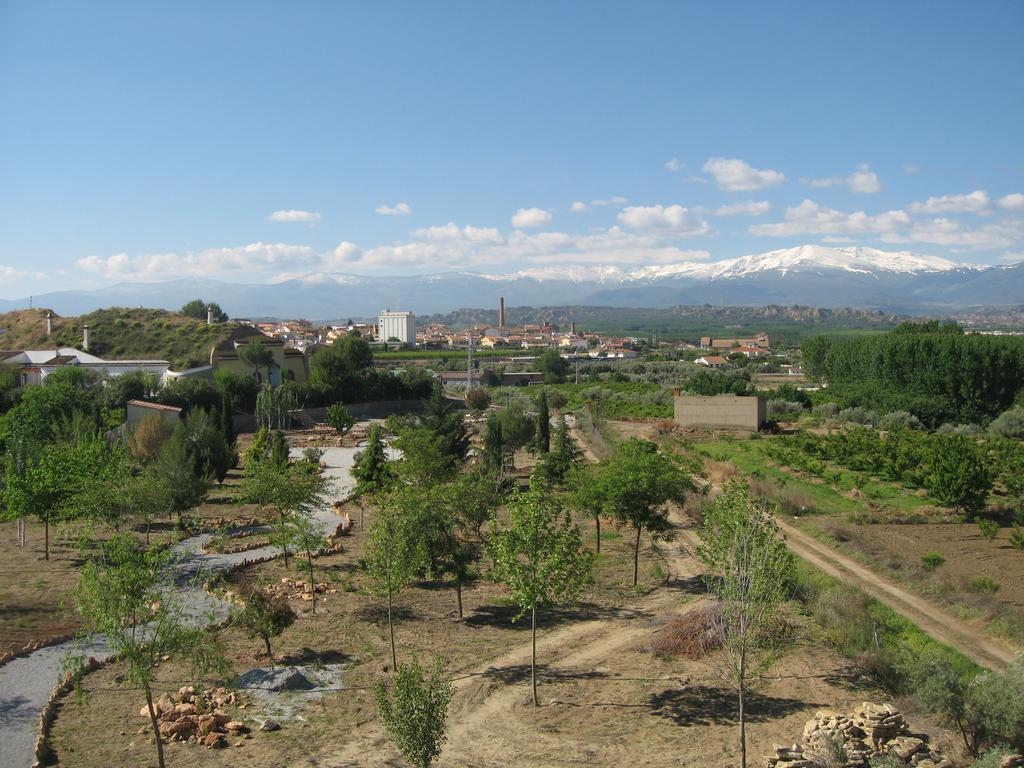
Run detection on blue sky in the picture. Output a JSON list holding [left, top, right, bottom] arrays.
[[1, 0, 1022, 298]]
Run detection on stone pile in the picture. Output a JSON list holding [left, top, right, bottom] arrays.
[[765, 703, 952, 768], [138, 686, 250, 749], [265, 576, 338, 602]]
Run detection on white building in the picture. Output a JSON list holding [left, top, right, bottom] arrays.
[[1, 348, 170, 387], [377, 309, 416, 347]]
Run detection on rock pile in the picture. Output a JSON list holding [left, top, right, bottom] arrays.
[[139, 686, 250, 749], [265, 576, 337, 602], [765, 703, 952, 768]]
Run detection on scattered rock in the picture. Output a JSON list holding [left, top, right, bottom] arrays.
[[138, 686, 246, 746], [260, 718, 281, 732]]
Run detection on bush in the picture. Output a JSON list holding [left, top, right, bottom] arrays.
[[767, 399, 805, 419], [937, 422, 984, 436], [921, 552, 945, 571], [879, 410, 924, 431], [1010, 527, 1024, 551], [127, 414, 174, 463], [465, 388, 491, 414], [989, 407, 1024, 439], [326, 403, 356, 436], [978, 519, 1000, 541], [813, 402, 840, 419], [546, 390, 568, 411], [838, 407, 878, 425], [970, 576, 1000, 594], [970, 746, 1018, 768]]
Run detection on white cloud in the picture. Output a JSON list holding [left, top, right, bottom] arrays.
[[882, 218, 1020, 251], [1000, 251, 1024, 263], [750, 199, 911, 237], [0, 265, 28, 279], [701, 200, 771, 217], [665, 158, 682, 172], [702, 157, 786, 191], [511, 207, 553, 228], [807, 164, 882, 194], [77, 242, 320, 279], [908, 190, 991, 215], [998, 193, 1024, 210], [590, 196, 627, 207], [269, 209, 321, 223], [375, 202, 412, 216], [570, 201, 588, 213], [322, 241, 362, 268], [903, 164, 920, 174], [412, 222, 504, 243], [618, 204, 715, 235]]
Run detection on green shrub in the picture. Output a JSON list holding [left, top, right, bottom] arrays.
[[921, 552, 945, 571], [978, 519, 1000, 541], [970, 577, 1000, 594], [1009, 527, 1024, 551]]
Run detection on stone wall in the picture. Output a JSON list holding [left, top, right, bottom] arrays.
[[673, 393, 766, 431]]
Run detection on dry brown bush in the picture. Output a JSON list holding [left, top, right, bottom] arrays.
[[127, 415, 174, 463], [651, 603, 722, 659]]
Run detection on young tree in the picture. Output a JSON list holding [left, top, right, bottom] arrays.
[[374, 656, 454, 768], [127, 414, 174, 463], [926, 433, 995, 518], [418, 382, 470, 463], [352, 425, 393, 527], [151, 425, 210, 528], [566, 463, 607, 553], [326, 402, 356, 436], [69, 534, 228, 768], [290, 512, 328, 615], [232, 587, 296, 668], [239, 339, 275, 384], [598, 439, 695, 585], [365, 497, 425, 670], [238, 456, 331, 568], [392, 427, 459, 488], [414, 484, 480, 618], [534, 389, 551, 453], [487, 486, 593, 705], [697, 480, 795, 768], [536, 416, 582, 486]]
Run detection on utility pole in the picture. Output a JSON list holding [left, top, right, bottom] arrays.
[[575, 356, 580, 385], [466, 332, 473, 391]]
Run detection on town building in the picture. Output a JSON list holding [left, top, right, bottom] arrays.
[[208, 326, 309, 384], [378, 309, 416, 347], [1, 347, 170, 387]]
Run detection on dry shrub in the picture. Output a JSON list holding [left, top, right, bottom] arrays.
[[774, 486, 816, 516], [654, 418, 677, 435], [651, 604, 722, 659], [127, 414, 174, 463], [705, 460, 738, 486]]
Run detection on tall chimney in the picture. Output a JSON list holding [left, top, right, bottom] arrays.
[[207, 305, 213, 325], [82, 323, 90, 351], [571, 321, 577, 335], [45, 312, 52, 336], [499, 297, 506, 329]]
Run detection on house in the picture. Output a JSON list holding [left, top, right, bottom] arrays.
[[673, 392, 766, 431], [696, 355, 728, 368], [209, 326, 309, 384], [1, 348, 170, 387], [700, 333, 771, 352], [733, 345, 767, 359]]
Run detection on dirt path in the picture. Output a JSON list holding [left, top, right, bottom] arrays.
[[322, 510, 706, 767], [777, 518, 1019, 670]]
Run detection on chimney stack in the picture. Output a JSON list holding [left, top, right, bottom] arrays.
[[499, 297, 506, 329], [571, 321, 577, 335], [45, 312, 52, 337], [82, 323, 90, 351], [207, 305, 213, 325]]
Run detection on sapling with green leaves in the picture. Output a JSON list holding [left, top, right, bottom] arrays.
[[232, 586, 296, 668], [374, 656, 453, 768], [366, 495, 425, 669], [487, 485, 593, 705], [352, 424, 394, 528], [697, 480, 795, 768], [67, 534, 228, 768]]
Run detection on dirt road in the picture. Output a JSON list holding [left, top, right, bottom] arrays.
[[777, 519, 1018, 670]]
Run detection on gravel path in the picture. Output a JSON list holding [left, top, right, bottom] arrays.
[[0, 444, 380, 768]]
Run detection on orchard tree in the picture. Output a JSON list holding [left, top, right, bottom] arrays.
[[374, 656, 454, 768], [697, 480, 795, 768], [926, 433, 994, 518], [68, 534, 228, 768], [487, 486, 592, 705], [366, 497, 425, 669], [232, 587, 296, 668]]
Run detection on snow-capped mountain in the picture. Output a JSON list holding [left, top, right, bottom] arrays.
[[0, 245, 1017, 319]]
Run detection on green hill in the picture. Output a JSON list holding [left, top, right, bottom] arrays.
[[0, 308, 236, 370]]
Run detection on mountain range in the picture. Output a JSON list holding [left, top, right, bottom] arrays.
[[2, 245, 1021, 320]]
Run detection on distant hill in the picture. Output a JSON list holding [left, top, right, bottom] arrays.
[[0, 308, 236, 370]]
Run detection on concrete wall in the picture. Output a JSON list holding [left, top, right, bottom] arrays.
[[673, 394, 765, 430]]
